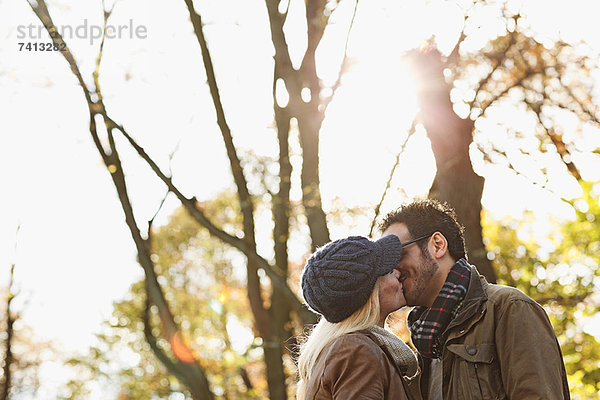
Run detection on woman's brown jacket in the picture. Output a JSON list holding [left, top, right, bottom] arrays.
[[304, 331, 413, 400]]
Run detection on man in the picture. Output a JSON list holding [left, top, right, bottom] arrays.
[[380, 199, 570, 400]]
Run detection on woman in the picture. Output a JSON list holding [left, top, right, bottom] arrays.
[[297, 235, 418, 400]]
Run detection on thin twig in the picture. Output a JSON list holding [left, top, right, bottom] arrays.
[[563, 85, 600, 126], [321, 0, 359, 114], [469, 34, 516, 110], [148, 142, 181, 234], [93, 0, 118, 103], [368, 118, 417, 237], [475, 142, 571, 204], [525, 97, 582, 180], [479, 70, 532, 116]]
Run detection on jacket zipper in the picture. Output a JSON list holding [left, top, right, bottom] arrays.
[[473, 363, 485, 399]]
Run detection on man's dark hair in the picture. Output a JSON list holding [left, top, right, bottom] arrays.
[[379, 199, 467, 261]]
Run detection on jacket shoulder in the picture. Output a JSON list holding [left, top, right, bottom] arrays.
[[313, 332, 393, 397], [484, 282, 545, 315], [485, 283, 533, 301], [485, 282, 532, 301], [322, 331, 383, 359]]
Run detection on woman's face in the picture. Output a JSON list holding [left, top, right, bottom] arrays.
[[378, 269, 407, 321]]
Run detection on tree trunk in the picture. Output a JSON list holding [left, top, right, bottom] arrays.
[[247, 258, 288, 400], [412, 48, 496, 282], [296, 0, 331, 250], [297, 111, 330, 250]]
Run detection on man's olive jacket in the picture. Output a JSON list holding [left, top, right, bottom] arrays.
[[406, 265, 570, 400]]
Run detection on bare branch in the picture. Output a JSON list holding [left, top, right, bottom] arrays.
[[183, 0, 257, 246], [107, 120, 241, 243], [525, 99, 582, 180], [469, 34, 516, 110], [368, 119, 416, 237], [446, 29, 466, 67], [93, 0, 119, 103], [265, 0, 301, 97], [446, 5, 476, 67], [479, 70, 532, 116], [26, 0, 109, 159], [148, 191, 170, 235], [320, 0, 359, 115], [26, 1, 92, 104], [475, 142, 573, 204], [142, 293, 188, 387], [148, 144, 180, 234], [563, 85, 600, 126]]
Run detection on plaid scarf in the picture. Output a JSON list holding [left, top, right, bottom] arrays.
[[407, 258, 471, 359]]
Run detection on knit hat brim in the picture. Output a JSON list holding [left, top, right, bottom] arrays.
[[373, 234, 403, 276]]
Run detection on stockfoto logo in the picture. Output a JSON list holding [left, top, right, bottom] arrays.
[[17, 19, 148, 45]]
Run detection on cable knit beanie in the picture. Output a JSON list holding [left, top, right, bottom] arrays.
[[301, 235, 403, 323]]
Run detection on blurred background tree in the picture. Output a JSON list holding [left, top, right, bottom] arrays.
[[1, 233, 55, 400], [407, 1, 600, 282], [482, 181, 600, 398], [62, 196, 266, 399]]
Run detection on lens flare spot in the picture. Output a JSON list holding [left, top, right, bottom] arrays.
[[210, 299, 223, 315], [218, 291, 228, 304], [171, 331, 195, 363]]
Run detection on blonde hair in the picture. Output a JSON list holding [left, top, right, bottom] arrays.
[[296, 279, 383, 400]]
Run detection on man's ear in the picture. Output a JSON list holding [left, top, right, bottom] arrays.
[[430, 232, 448, 259]]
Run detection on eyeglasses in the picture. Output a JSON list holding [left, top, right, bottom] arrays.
[[400, 233, 433, 247]]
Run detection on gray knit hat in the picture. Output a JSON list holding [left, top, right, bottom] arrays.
[[301, 235, 403, 323]]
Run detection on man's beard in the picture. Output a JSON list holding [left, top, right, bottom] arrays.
[[407, 248, 439, 306]]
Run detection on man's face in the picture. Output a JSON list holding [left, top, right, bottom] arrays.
[[382, 222, 440, 307]]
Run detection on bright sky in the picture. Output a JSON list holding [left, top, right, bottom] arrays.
[[1, 0, 600, 397]]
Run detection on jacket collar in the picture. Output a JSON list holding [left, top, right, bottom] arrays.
[[362, 330, 410, 378], [445, 264, 488, 333]]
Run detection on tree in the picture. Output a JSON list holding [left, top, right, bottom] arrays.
[[406, 1, 600, 282], [25, 0, 366, 397], [63, 193, 302, 399]]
